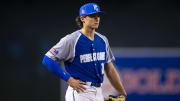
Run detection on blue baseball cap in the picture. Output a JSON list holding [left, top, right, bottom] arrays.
[[79, 3, 104, 17]]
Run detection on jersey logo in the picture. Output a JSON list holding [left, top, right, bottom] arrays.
[[80, 52, 105, 63]]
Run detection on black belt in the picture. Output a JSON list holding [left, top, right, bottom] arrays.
[[73, 77, 101, 87]]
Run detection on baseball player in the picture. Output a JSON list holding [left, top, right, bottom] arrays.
[[42, 3, 127, 101]]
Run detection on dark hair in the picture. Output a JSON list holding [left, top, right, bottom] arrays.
[[75, 16, 83, 28]]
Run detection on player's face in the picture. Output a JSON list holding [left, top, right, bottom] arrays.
[[81, 13, 100, 29]]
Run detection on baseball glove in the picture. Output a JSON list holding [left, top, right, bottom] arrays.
[[104, 95, 126, 101]]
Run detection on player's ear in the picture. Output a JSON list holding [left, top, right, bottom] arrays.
[[80, 16, 86, 23]]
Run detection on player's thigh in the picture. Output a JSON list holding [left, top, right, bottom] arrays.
[[96, 87, 104, 101], [66, 90, 93, 101], [66, 86, 96, 101], [65, 86, 74, 101]]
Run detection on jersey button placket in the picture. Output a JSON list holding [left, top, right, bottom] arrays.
[[92, 43, 96, 52], [92, 43, 96, 66], [91, 42, 98, 79]]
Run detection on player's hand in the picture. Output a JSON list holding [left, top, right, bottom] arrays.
[[67, 77, 86, 93]]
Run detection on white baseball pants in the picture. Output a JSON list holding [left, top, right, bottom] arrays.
[[65, 85, 104, 101]]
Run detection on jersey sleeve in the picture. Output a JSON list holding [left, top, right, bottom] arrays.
[[105, 37, 115, 63], [45, 35, 74, 61]]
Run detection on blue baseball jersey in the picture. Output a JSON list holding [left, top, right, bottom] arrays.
[[46, 30, 115, 83]]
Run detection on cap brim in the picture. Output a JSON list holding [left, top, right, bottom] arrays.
[[81, 11, 105, 16], [91, 11, 105, 16], [98, 11, 105, 15]]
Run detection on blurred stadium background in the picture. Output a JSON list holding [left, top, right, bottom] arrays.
[[1, 0, 180, 101]]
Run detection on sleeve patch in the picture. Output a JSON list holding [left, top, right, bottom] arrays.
[[50, 48, 59, 56]]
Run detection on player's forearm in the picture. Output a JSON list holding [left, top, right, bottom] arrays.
[[42, 55, 70, 81], [105, 63, 127, 96]]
